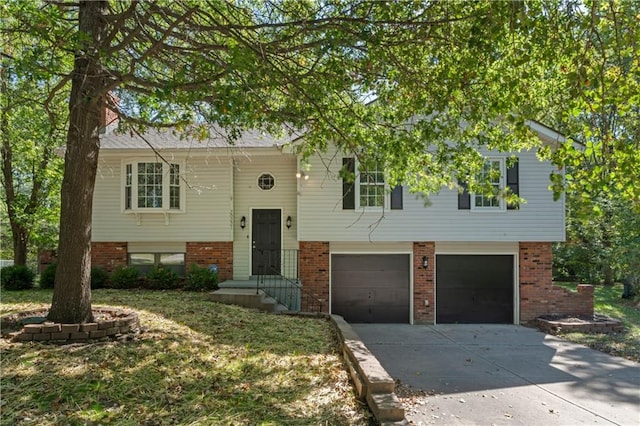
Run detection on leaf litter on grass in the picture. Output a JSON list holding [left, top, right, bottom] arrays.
[[1, 289, 372, 425]]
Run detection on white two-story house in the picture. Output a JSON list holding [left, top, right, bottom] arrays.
[[90, 122, 593, 325]]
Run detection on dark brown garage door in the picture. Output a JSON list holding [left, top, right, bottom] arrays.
[[332, 254, 410, 323], [436, 255, 514, 324]]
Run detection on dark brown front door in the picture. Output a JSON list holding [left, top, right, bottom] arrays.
[[436, 255, 514, 324], [332, 254, 410, 323], [252, 209, 281, 275]]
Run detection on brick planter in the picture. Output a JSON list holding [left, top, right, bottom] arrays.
[[536, 314, 624, 334], [2, 308, 140, 343]]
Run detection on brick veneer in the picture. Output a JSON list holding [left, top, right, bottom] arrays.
[[185, 242, 233, 281], [91, 242, 128, 273], [413, 242, 435, 324], [519, 242, 593, 323], [299, 241, 330, 313]]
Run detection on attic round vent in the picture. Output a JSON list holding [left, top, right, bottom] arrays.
[[257, 173, 275, 191]]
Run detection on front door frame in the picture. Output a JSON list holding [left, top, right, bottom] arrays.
[[249, 207, 283, 276]]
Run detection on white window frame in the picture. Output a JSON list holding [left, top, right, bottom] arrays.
[[471, 158, 506, 212], [356, 161, 389, 210], [122, 159, 185, 213]]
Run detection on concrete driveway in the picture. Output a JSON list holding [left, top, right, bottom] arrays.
[[351, 324, 640, 425]]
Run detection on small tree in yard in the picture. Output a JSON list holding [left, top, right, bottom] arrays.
[[2, 1, 638, 323]]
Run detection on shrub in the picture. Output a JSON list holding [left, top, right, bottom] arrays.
[[184, 264, 219, 292], [146, 266, 180, 290], [91, 266, 109, 289], [1, 265, 35, 290], [110, 266, 140, 289], [40, 263, 57, 289]]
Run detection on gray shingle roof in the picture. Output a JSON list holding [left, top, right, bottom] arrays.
[[99, 126, 296, 150]]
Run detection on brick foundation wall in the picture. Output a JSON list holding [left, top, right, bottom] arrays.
[[519, 242, 593, 323], [413, 242, 435, 324], [185, 242, 233, 282], [91, 242, 128, 273], [299, 241, 330, 313]]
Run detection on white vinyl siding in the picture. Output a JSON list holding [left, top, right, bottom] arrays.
[[298, 147, 565, 242], [93, 154, 233, 242], [232, 155, 298, 279]]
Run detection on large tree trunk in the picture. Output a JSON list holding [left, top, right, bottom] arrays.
[[48, 1, 108, 324], [11, 225, 28, 266], [602, 264, 615, 287]]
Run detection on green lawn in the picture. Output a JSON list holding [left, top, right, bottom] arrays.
[[1, 289, 371, 425], [553, 282, 640, 362]]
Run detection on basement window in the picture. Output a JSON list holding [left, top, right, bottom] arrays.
[[128, 253, 185, 276]]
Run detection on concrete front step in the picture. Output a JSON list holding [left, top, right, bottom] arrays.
[[208, 288, 287, 313]]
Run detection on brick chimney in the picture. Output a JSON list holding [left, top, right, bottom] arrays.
[[100, 92, 119, 133]]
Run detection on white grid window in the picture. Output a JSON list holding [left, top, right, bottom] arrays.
[[473, 159, 503, 209], [123, 160, 183, 212], [359, 167, 386, 208], [138, 162, 163, 208]]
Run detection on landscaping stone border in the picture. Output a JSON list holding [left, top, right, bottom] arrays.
[[2, 308, 140, 343], [330, 315, 407, 425], [536, 314, 623, 334]]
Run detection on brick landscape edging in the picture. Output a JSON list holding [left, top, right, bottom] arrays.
[[6, 308, 140, 343]]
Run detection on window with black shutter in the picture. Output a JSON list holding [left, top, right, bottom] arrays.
[[342, 157, 355, 210], [342, 157, 402, 210], [506, 159, 519, 210], [391, 185, 403, 210], [458, 180, 470, 210]]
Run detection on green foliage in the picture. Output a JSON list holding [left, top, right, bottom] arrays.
[[91, 266, 109, 289], [39, 263, 57, 289], [0, 1, 67, 265], [184, 264, 219, 292], [145, 266, 180, 290], [554, 194, 640, 286], [109, 267, 140, 290], [544, 1, 640, 207], [1, 265, 35, 290]]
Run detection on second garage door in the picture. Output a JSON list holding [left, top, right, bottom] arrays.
[[436, 254, 514, 324], [332, 254, 410, 323]]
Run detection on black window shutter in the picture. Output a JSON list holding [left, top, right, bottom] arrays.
[[391, 185, 403, 210], [458, 180, 470, 210], [342, 157, 355, 210], [506, 159, 519, 210]]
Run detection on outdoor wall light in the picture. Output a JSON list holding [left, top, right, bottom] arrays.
[[286, 216, 292, 229], [240, 216, 246, 229], [296, 171, 309, 180], [422, 256, 428, 269]]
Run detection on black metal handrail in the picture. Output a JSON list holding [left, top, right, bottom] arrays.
[[254, 249, 324, 313], [256, 267, 302, 311]]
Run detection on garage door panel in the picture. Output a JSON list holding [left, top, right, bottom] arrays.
[[332, 254, 409, 323], [436, 255, 514, 324]]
